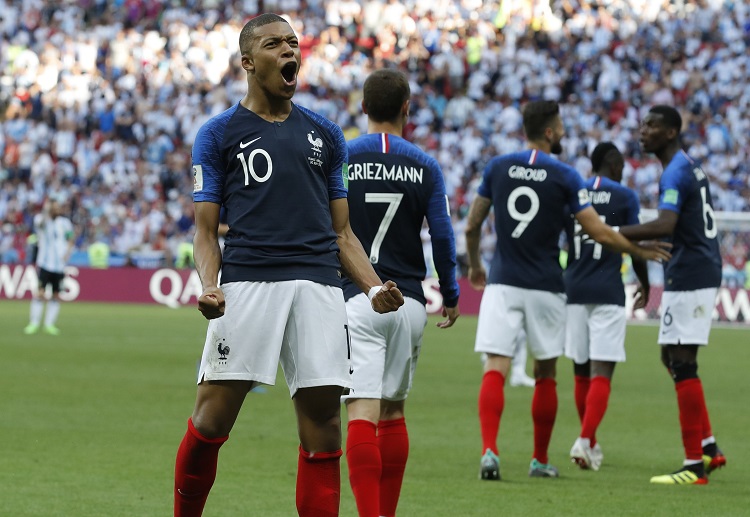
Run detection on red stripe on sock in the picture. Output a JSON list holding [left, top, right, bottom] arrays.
[[478, 370, 505, 455], [346, 420, 381, 517], [377, 417, 408, 517], [675, 378, 706, 461], [532, 378, 557, 465], [581, 376, 611, 446]]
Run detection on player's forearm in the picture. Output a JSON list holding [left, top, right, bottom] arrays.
[[193, 233, 222, 289], [619, 220, 672, 241], [432, 238, 460, 307], [337, 228, 382, 293], [591, 225, 642, 255], [632, 257, 650, 289], [465, 227, 482, 269]]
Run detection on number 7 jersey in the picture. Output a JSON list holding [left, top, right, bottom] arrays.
[[477, 149, 590, 293], [343, 133, 459, 307]]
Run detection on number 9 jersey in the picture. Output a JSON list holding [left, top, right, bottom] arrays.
[[477, 149, 590, 292]]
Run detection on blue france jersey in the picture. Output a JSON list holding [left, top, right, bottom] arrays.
[[564, 176, 640, 306], [192, 102, 348, 287], [658, 151, 722, 291], [343, 133, 459, 307], [478, 149, 590, 292]]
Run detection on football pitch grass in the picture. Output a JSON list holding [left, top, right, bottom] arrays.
[[2, 300, 749, 516]]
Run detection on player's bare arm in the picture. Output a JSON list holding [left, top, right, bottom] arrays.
[[194, 201, 225, 319], [619, 210, 678, 241], [631, 257, 650, 310], [464, 194, 492, 290], [575, 206, 672, 262], [330, 198, 404, 313]]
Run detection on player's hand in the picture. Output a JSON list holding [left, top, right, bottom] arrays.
[[468, 265, 486, 290], [633, 240, 672, 262], [370, 280, 404, 314], [633, 284, 650, 310], [198, 286, 225, 320], [436, 305, 460, 329]]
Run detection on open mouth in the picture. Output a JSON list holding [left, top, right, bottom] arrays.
[[281, 62, 297, 85]]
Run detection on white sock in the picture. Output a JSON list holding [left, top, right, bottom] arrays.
[[44, 300, 60, 326], [701, 436, 716, 447], [683, 459, 702, 466], [30, 299, 44, 325]]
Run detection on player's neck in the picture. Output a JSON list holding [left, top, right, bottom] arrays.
[[240, 91, 292, 122], [367, 120, 403, 137], [655, 141, 681, 168], [527, 140, 551, 154]]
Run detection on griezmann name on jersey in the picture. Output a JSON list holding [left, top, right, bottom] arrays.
[[564, 175, 640, 306], [658, 151, 722, 291], [192, 103, 348, 288], [478, 149, 590, 293], [344, 133, 459, 307]]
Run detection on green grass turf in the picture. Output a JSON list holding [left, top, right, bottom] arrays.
[[1, 300, 749, 516]]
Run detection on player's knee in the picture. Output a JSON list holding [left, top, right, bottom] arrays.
[[669, 361, 698, 382]]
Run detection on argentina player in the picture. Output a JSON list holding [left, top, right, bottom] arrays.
[[174, 14, 403, 517], [465, 100, 671, 481], [564, 142, 651, 472], [342, 69, 460, 517], [619, 105, 725, 485]]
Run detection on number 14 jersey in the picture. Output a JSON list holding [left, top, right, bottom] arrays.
[[477, 149, 590, 293]]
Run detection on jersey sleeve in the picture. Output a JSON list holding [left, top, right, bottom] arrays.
[[565, 166, 591, 214], [192, 120, 225, 204], [657, 163, 685, 213], [476, 157, 498, 199], [425, 157, 460, 307], [326, 123, 348, 201]]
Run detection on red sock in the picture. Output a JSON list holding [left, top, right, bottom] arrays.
[[574, 375, 590, 424], [174, 418, 228, 517], [378, 417, 409, 517], [346, 420, 381, 517], [701, 396, 713, 441], [297, 447, 342, 517], [478, 370, 505, 455], [675, 378, 705, 461], [580, 376, 611, 447], [531, 378, 557, 464]]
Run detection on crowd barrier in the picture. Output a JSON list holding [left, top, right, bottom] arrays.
[[1, 264, 748, 323]]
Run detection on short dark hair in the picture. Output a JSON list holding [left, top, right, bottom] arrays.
[[522, 100, 560, 141], [649, 105, 682, 135], [363, 69, 410, 123], [590, 142, 620, 172], [239, 13, 288, 55]]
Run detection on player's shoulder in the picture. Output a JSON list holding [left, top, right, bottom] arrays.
[[295, 103, 344, 142], [199, 103, 240, 136], [390, 135, 441, 169], [664, 150, 696, 175]]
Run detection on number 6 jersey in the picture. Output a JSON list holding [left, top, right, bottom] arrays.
[[656, 150, 721, 291], [477, 149, 590, 292]]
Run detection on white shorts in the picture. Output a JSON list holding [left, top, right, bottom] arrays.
[[198, 280, 352, 397], [475, 284, 566, 360], [658, 288, 717, 346], [341, 294, 427, 401], [565, 304, 626, 364]]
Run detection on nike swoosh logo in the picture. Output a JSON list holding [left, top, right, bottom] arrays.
[[349, 368, 354, 375], [239, 137, 261, 149]]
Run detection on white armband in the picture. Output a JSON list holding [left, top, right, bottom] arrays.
[[368, 286, 382, 302]]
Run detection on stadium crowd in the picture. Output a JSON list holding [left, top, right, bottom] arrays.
[[0, 0, 748, 285]]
